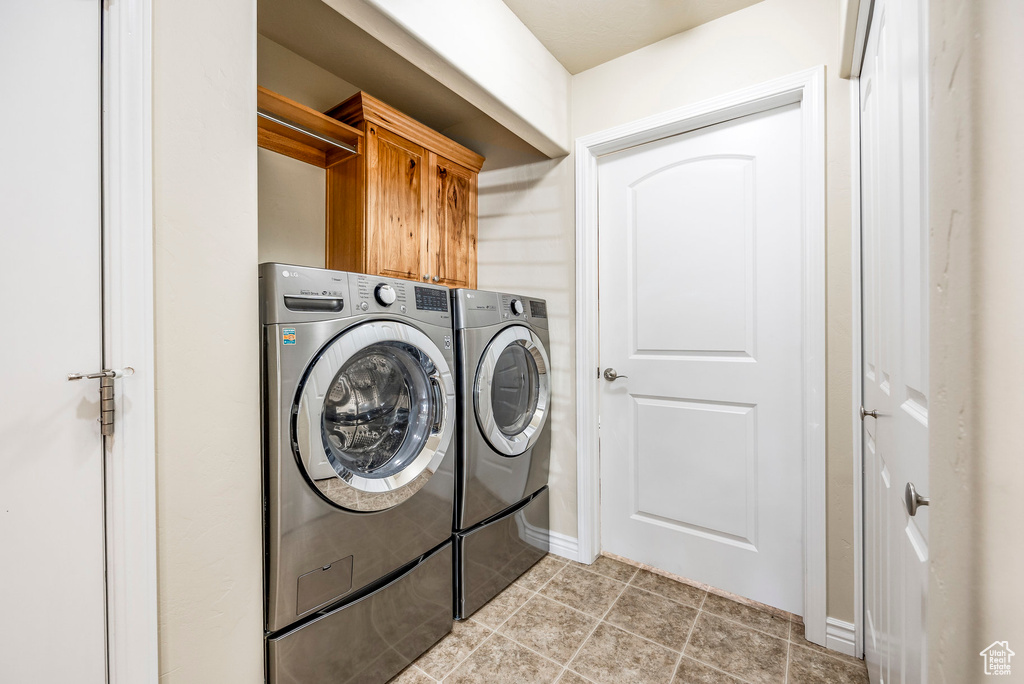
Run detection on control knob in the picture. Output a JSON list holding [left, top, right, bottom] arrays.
[[374, 283, 397, 306], [510, 298, 524, 316]]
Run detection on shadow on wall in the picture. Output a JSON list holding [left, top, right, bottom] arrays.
[[477, 156, 578, 541]]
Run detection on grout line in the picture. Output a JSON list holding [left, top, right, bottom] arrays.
[[788, 641, 866, 668], [784, 639, 791, 684], [698, 608, 792, 642], [602, 550, 800, 623], [678, 596, 761, 684], [676, 655, 756, 684], [560, 567, 637, 671], [672, 590, 707, 679], [624, 578, 708, 611], [413, 555, 570, 682]]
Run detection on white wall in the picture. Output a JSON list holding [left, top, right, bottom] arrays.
[[153, 0, 263, 681], [320, 0, 571, 156], [928, 1, 1024, 681], [479, 0, 857, 622], [256, 36, 361, 269]]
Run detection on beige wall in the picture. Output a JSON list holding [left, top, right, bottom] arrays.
[[477, 158, 578, 535], [479, 0, 857, 622], [153, 0, 263, 681], [257, 36, 360, 269], [928, 1, 1024, 681]]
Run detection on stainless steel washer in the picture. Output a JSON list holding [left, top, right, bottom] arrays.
[[260, 263, 457, 684], [452, 289, 552, 619]]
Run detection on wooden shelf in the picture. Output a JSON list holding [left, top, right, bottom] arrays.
[[257, 86, 363, 168]]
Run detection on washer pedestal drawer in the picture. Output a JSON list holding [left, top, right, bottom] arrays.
[[456, 487, 549, 619], [267, 542, 452, 684]]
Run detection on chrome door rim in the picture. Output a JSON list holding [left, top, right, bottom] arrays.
[[294, 320, 455, 511], [474, 325, 550, 456]]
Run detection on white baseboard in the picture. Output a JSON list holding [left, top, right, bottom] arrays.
[[546, 531, 579, 561], [825, 617, 857, 657]]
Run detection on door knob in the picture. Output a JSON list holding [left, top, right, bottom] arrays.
[[905, 482, 930, 516], [860, 406, 878, 419], [603, 368, 628, 382]]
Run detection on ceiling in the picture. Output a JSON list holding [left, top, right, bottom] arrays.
[[501, 0, 765, 74]]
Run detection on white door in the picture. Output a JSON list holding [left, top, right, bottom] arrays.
[[0, 2, 107, 681], [860, 0, 929, 681], [598, 103, 806, 614]]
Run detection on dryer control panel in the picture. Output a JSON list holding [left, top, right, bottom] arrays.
[[453, 289, 549, 331]]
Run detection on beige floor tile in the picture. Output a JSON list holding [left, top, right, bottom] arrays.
[[673, 656, 745, 683], [516, 555, 569, 591], [569, 623, 680, 684], [499, 595, 599, 664], [471, 582, 534, 629], [700, 593, 791, 639], [685, 613, 788, 684], [540, 565, 627, 617], [571, 555, 639, 583], [444, 633, 563, 684], [787, 644, 869, 684], [790, 621, 865, 666], [630, 570, 707, 609], [389, 665, 436, 683], [413, 619, 491, 680], [557, 670, 594, 684], [604, 586, 698, 651]]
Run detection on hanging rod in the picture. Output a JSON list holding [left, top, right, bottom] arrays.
[[257, 108, 359, 155]]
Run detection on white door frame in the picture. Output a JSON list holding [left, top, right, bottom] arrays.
[[844, 0, 873, 661], [102, 0, 159, 681], [574, 67, 828, 644]]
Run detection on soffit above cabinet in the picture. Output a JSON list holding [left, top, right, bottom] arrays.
[[258, 0, 554, 170], [501, 0, 765, 74]]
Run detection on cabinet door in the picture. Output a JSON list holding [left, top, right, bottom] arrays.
[[429, 153, 477, 288], [366, 126, 429, 282]]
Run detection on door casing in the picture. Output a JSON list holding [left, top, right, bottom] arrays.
[[103, 0, 159, 681], [573, 67, 828, 646]]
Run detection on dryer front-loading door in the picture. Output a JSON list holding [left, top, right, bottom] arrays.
[[295, 320, 455, 511], [474, 325, 550, 457]]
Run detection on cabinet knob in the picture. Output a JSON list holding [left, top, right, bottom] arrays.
[[432, 276, 440, 282], [422, 274, 430, 280]]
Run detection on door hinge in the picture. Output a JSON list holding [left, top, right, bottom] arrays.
[[67, 367, 134, 436]]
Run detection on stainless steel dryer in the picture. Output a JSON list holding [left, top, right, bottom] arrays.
[[452, 289, 552, 619], [260, 263, 457, 684]]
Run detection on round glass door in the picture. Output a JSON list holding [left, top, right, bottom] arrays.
[[474, 325, 550, 456], [294, 321, 455, 511]]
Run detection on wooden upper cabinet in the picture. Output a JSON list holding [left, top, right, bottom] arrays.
[[429, 154, 477, 289], [367, 127, 428, 282], [324, 92, 484, 289]]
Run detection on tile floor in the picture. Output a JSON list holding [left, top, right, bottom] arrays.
[[392, 554, 869, 684]]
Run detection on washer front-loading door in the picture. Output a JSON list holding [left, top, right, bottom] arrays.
[[474, 325, 550, 457], [294, 321, 456, 511]]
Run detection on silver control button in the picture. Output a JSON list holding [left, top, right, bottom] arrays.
[[359, 301, 369, 311]]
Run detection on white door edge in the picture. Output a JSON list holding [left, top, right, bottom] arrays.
[[574, 66, 828, 645], [850, 75, 866, 661], [102, 0, 159, 681]]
